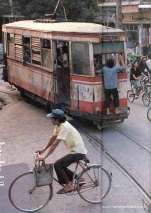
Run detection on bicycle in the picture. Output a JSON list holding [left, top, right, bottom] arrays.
[[8, 155, 112, 212], [127, 77, 149, 104], [142, 83, 151, 107]]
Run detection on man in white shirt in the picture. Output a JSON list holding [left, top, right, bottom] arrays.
[[37, 109, 88, 194]]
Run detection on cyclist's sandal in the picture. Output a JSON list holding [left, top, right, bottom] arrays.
[[57, 187, 74, 194], [57, 182, 86, 194]]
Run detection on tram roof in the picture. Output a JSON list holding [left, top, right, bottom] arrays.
[[3, 20, 123, 34]]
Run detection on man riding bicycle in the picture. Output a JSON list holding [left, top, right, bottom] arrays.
[[130, 61, 142, 97], [36, 109, 88, 194]]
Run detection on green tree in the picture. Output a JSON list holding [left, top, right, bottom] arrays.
[[0, 0, 23, 17], [17, 0, 98, 21], [64, 0, 98, 21], [0, 0, 10, 16]]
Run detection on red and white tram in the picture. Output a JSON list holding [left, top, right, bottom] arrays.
[[2, 20, 129, 127]]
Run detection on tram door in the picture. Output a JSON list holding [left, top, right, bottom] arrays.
[[53, 41, 70, 107]]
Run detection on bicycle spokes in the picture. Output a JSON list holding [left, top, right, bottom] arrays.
[[77, 165, 111, 204], [9, 171, 52, 212]]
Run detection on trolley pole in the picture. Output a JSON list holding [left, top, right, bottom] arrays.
[[116, 0, 122, 29]]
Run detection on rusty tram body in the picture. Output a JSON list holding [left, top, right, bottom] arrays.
[[2, 20, 129, 127]]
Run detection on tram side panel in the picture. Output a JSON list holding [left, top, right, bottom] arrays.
[[70, 75, 103, 114], [70, 73, 128, 122], [7, 59, 53, 102]]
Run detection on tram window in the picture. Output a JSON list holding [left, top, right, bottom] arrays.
[[7, 33, 14, 43], [93, 42, 125, 72], [94, 53, 125, 73], [94, 54, 103, 73], [23, 36, 31, 64], [41, 39, 51, 49], [102, 53, 125, 66], [7, 33, 15, 57], [71, 42, 91, 75], [41, 39, 51, 70]]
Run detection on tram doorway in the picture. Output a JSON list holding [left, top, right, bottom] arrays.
[[53, 40, 70, 107]]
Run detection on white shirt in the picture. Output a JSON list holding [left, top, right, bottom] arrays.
[[52, 121, 88, 155]]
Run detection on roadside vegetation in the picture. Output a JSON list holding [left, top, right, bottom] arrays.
[[0, 0, 98, 22]]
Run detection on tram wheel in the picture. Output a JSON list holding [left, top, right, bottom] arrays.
[[93, 121, 103, 130], [96, 123, 103, 130]]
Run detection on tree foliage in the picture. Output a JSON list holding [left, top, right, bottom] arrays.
[[0, 0, 99, 22], [0, 0, 10, 15]]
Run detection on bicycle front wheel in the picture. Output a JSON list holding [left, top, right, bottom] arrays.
[[8, 171, 53, 212], [77, 165, 111, 204], [147, 107, 151, 121]]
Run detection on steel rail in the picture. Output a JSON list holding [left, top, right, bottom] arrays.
[[75, 123, 151, 205], [110, 126, 151, 154]]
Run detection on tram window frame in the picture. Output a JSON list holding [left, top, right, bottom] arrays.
[[7, 33, 14, 43], [7, 33, 15, 57], [31, 37, 41, 66], [41, 39, 52, 71], [41, 39, 51, 49], [22, 36, 31, 64], [71, 42, 91, 76]]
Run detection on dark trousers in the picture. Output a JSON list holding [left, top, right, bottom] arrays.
[[104, 88, 119, 108], [54, 153, 86, 185]]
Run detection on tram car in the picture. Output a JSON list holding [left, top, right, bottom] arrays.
[[2, 20, 129, 127]]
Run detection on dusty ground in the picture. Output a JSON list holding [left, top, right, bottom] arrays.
[[0, 82, 103, 213], [0, 82, 20, 109], [0, 82, 146, 213]]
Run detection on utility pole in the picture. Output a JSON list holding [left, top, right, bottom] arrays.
[[9, 0, 14, 22], [116, 0, 122, 29], [9, 0, 13, 16]]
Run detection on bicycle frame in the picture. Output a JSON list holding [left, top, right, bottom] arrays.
[[52, 160, 89, 189]]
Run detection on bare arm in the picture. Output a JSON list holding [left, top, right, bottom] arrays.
[[119, 55, 125, 66], [43, 139, 61, 159], [116, 54, 125, 66], [36, 135, 57, 154], [37, 139, 61, 160], [132, 74, 139, 80]]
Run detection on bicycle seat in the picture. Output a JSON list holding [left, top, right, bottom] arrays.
[[81, 157, 90, 164]]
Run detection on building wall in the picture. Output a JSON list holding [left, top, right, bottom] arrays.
[[98, 0, 151, 55]]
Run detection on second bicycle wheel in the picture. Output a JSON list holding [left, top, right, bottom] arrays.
[[142, 93, 150, 107], [77, 165, 111, 204], [127, 90, 135, 103], [147, 107, 151, 121], [8, 171, 53, 212]]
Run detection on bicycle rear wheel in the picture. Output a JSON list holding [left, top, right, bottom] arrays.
[[8, 171, 53, 212], [77, 165, 111, 204], [147, 107, 151, 121], [127, 90, 135, 103], [142, 93, 150, 107]]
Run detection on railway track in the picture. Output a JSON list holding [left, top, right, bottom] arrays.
[[110, 126, 151, 155], [73, 121, 151, 211]]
